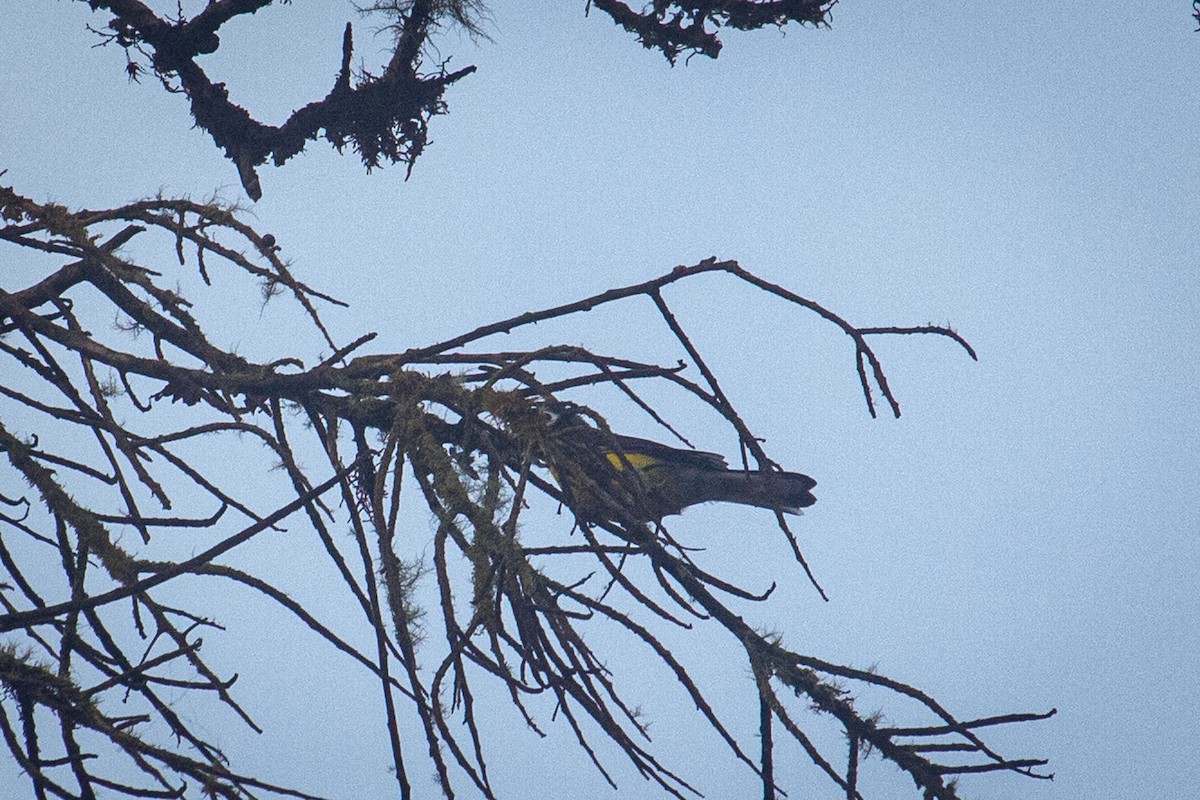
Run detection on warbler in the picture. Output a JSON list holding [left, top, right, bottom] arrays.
[[543, 413, 817, 523]]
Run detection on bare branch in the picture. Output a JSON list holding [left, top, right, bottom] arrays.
[[0, 188, 1049, 799]]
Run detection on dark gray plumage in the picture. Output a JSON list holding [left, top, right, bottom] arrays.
[[552, 425, 817, 522]]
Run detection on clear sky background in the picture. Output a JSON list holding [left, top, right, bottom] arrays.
[[2, 3, 1199, 799]]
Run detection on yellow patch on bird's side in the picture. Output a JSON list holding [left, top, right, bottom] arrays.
[[604, 452, 660, 471]]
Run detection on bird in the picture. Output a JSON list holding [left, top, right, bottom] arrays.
[[541, 411, 817, 523]]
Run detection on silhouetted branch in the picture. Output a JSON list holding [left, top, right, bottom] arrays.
[[0, 187, 1050, 799], [67, 2, 844, 196], [81, 1, 478, 198], [589, 0, 834, 62]]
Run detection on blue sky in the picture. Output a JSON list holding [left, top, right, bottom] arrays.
[[2, 3, 1198, 799]]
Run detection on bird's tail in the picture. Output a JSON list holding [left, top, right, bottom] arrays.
[[698, 470, 817, 515]]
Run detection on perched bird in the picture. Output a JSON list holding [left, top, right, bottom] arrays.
[[543, 413, 817, 523]]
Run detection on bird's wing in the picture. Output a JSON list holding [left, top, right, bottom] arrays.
[[609, 434, 729, 470]]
